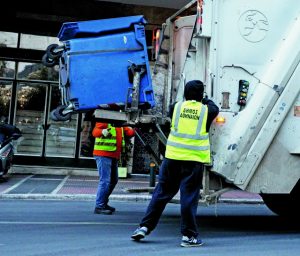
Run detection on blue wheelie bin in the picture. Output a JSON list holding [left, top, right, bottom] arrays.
[[56, 15, 155, 115]]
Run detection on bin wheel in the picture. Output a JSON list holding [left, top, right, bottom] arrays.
[[46, 44, 62, 59], [42, 54, 57, 67], [50, 105, 72, 122]]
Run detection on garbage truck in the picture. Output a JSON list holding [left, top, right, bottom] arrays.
[[43, 0, 300, 216]]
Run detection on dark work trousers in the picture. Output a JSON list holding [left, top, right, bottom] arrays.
[[139, 158, 204, 238]]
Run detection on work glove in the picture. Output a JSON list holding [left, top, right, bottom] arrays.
[[102, 128, 112, 138]]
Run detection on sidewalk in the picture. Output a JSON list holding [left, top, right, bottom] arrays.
[[0, 170, 263, 204]]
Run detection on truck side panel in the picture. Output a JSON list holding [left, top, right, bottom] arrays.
[[209, 0, 300, 193]]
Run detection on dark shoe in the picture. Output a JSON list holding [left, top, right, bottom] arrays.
[[94, 207, 113, 215], [104, 205, 116, 212], [180, 236, 203, 247], [131, 226, 148, 241]]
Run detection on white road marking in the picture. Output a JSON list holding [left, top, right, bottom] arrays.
[[1, 175, 34, 194], [67, 177, 150, 184], [0, 221, 137, 225], [31, 178, 65, 181], [51, 175, 70, 194]]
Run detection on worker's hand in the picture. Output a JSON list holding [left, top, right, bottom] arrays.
[[102, 128, 112, 137]]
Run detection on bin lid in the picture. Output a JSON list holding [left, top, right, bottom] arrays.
[[58, 15, 147, 41]]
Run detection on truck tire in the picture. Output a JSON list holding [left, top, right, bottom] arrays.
[[261, 180, 300, 216]]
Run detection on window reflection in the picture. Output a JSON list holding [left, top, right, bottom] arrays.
[[15, 83, 46, 155], [0, 83, 12, 123], [0, 60, 15, 78], [20, 34, 59, 51], [46, 86, 77, 157], [80, 112, 95, 158], [0, 31, 18, 48], [17, 62, 58, 81]]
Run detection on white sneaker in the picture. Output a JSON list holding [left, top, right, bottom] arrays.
[[131, 226, 148, 241], [180, 236, 203, 247]]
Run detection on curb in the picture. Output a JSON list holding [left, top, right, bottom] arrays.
[[219, 198, 264, 204], [0, 193, 263, 204], [0, 193, 152, 202]]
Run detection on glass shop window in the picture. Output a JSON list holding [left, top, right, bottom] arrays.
[[0, 31, 18, 48], [17, 62, 58, 81], [20, 34, 59, 51]]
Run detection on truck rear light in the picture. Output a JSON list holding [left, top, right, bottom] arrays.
[[215, 116, 226, 124], [237, 80, 249, 106], [152, 28, 161, 60]]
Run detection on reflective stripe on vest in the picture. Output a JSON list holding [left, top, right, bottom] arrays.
[[94, 125, 124, 152], [165, 100, 211, 163]]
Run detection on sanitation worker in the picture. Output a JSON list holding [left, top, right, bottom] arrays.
[[93, 122, 135, 214], [131, 80, 219, 247]]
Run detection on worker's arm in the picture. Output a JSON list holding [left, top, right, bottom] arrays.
[[202, 98, 219, 131]]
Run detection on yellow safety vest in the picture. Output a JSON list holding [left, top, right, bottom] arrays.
[[94, 125, 125, 152], [165, 100, 211, 163]]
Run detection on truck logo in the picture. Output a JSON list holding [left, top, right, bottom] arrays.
[[239, 10, 269, 43]]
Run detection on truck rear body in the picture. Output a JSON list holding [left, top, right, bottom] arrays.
[[152, 0, 300, 196]]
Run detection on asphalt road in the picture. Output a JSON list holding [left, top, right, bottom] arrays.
[[0, 200, 299, 256]]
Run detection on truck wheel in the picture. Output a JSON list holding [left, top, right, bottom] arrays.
[[261, 180, 300, 216], [261, 194, 297, 216], [50, 105, 72, 122]]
